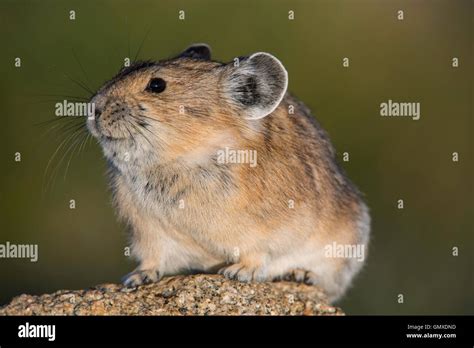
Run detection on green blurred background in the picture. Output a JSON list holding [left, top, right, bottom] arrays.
[[0, 0, 472, 314]]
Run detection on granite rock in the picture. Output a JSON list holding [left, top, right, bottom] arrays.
[[0, 274, 344, 316]]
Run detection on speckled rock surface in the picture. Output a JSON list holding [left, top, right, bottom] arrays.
[[0, 274, 343, 316]]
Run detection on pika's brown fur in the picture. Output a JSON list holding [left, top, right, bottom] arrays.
[[87, 44, 370, 302]]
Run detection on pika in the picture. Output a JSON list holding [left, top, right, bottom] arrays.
[[87, 44, 370, 302]]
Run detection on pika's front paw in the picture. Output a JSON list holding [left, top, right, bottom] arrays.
[[122, 269, 161, 287], [218, 263, 266, 282]]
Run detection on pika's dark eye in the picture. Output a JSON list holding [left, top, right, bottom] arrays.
[[146, 78, 166, 93]]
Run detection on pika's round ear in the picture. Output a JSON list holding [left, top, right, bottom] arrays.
[[223, 52, 288, 120], [177, 43, 212, 60]]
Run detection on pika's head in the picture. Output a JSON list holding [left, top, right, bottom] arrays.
[[88, 44, 288, 169]]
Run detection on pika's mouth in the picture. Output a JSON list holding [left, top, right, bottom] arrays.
[[86, 117, 122, 143], [89, 112, 133, 141], [89, 116, 157, 150]]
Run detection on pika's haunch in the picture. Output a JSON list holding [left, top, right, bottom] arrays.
[[87, 44, 370, 302]]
